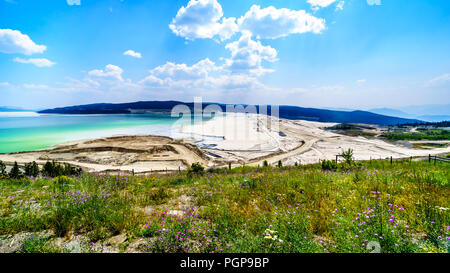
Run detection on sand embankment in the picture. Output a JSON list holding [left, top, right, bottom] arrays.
[[0, 135, 210, 173]]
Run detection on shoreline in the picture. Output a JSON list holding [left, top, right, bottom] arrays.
[[0, 114, 449, 173]]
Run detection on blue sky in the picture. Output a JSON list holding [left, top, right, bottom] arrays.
[[0, 0, 449, 110]]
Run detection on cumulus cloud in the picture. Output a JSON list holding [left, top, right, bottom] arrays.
[[141, 58, 221, 89], [169, 0, 238, 41], [170, 2, 326, 41], [367, 0, 381, 5], [224, 32, 277, 75], [0, 29, 46, 55], [139, 57, 267, 92], [237, 5, 326, 39], [13, 57, 55, 67], [165, 1, 327, 93], [123, 50, 142, 58], [150, 58, 220, 80], [67, 0, 81, 5], [89, 64, 124, 82]]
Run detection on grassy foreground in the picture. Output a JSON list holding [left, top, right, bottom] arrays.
[[0, 160, 448, 253]]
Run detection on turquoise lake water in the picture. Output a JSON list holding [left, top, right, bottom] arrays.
[[0, 113, 195, 153]]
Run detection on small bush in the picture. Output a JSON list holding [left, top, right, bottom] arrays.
[[340, 148, 354, 165], [53, 176, 73, 192], [188, 162, 205, 176], [18, 236, 55, 253], [321, 160, 338, 171]]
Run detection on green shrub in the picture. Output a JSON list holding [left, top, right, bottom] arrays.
[[42, 161, 82, 177], [321, 160, 338, 171], [18, 236, 55, 253], [0, 160, 7, 177], [24, 161, 40, 177], [340, 148, 354, 165], [188, 162, 205, 176]]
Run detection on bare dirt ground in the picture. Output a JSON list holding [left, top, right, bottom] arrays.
[[0, 114, 448, 173], [180, 113, 450, 167]]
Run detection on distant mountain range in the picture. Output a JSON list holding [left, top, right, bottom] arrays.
[[38, 101, 423, 125], [369, 106, 450, 122]]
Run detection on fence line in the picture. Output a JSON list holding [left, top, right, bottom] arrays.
[[332, 154, 449, 165], [429, 154, 450, 164]]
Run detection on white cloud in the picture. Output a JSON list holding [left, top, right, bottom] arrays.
[[67, 0, 81, 5], [367, 0, 381, 6], [23, 83, 49, 89], [13, 57, 55, 67], [139, 57, 267, 92], [169, 2, 326, 41], [307, 0, 338, 8], [224, 32, 277, 75], [0, 82, 10, 87], [169, 0, 238, 41], [204, 74, 262, 90], [150, 58, 220, 80], [89, 64, 124, 82], [0, 29, 46, 55], [237, 5, 326, 39], [428, 73, 450, 86], [356, 79, 367, 84], [123, 50, 142, 58], [336, 1, 345, 10], [166, 2, 327, 93]]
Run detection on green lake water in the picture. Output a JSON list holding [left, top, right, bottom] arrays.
[[0, 113, 195, 153]]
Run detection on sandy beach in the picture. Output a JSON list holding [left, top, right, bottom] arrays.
[[0, 113, 448, 173]]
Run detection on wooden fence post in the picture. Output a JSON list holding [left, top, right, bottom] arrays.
[[429, 154, 431, 163], [335, 155, 338, 163], [390, 156, 393, 165]]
